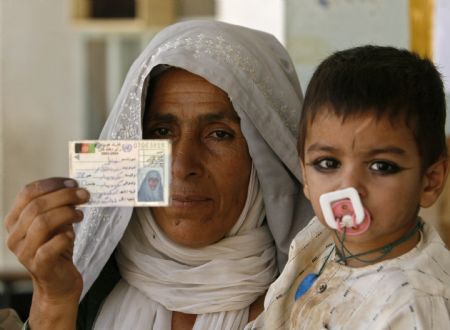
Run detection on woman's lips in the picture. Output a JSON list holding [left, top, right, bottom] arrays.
[[170, 194, 212, 208]]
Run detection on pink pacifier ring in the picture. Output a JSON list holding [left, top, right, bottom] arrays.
[[332, 199, 371, 236]]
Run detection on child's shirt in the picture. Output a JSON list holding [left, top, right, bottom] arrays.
[[247, 218, 450, 329]]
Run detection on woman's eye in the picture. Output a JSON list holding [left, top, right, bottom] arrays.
[[369, 161, 402, 174], [209, 130, 233, 140], [313, 158, 340, 171], [146, 127, 172, 139]]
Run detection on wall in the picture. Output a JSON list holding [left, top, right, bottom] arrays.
[[285, 0, 409, 90], [215, 0, 285, 44], [285, 0, 450, 135], [1, 0, 82, 270], [0, 0, 4, 270], [434, 0, 450, 94]]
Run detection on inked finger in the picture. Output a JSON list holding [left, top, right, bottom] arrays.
[[8, 188, 88, 245], [5, 177, 78, 232], [29, 207, 81, 251], [7, 206, 83, 261]]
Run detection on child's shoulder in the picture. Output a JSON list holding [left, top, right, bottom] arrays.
[[264, 218, 331, 305], [377, 221, 450, 296], [288, 217, 330, 257], [351, 239, 450, 330]]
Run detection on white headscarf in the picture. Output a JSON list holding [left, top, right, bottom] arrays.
[[74, 19, 313, 328], [94, 166, 277, 329]]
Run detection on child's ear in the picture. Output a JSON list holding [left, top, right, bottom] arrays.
[[300, 160, 311, 200], [420, 156, 449, 208]]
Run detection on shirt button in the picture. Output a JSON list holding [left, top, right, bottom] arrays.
[[317, 283, 327, 293]]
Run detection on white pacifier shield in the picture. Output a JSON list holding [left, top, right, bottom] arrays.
[[319, 187, 365, 230]]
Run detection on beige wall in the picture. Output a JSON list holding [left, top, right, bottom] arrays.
[[1, 0, 83, 270], [286, 0, 409, 91]]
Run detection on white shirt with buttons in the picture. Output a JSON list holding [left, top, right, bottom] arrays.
[[246, 217, 450, 329]]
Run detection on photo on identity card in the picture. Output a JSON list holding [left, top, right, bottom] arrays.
[[69, 140, 171, 207]]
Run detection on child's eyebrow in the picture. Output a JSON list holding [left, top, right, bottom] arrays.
[[305, 144, 407, 156], [306, 143, 337, 153], [366, 147, 406, 156]]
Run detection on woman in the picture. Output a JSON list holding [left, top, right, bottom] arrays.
[[138, 169, 164, 202], [5, 20, 312, 329]]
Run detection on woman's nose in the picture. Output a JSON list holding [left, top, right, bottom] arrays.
[[171, 136, 204, 179]]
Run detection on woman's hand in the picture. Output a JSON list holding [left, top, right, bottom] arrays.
[[4, 177, 89, 329]]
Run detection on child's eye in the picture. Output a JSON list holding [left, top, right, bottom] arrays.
[[369, 160, 402, 174], [312, 158, 341, 171]]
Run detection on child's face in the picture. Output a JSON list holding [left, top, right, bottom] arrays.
[[301, 108, 444, 246]]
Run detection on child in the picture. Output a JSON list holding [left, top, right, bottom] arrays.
[[248, 46, 450, 329]]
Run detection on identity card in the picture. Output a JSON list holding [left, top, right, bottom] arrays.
[[69, 140, 171, 207]]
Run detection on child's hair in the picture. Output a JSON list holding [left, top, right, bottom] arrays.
[[298, 45, 447, 169]]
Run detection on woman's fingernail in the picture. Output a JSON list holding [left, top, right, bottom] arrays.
[[66, 231, 75, 240], [64, 179, 78, 188], [75, 209, 84, 220], [76, 189, 89, 200]]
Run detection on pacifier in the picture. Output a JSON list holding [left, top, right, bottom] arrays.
[[319, 187, 371, 236]]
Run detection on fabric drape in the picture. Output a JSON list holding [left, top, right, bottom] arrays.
[[94, 166, 277, 329]]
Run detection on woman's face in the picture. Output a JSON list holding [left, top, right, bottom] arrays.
[[148, 177, 159, 190], [143, 68, 252, 247]]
